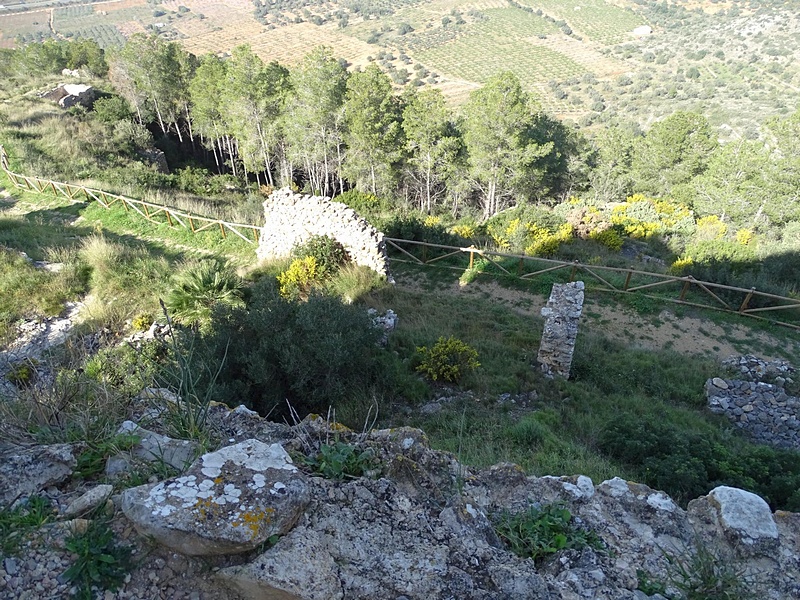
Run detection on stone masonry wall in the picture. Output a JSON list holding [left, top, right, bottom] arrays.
[[537, 281, 584, 379], [257, 188, 391, 279]]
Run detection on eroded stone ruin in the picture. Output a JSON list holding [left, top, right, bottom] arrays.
[[257, 188, 391, 279], [537, 281, 585, 378]]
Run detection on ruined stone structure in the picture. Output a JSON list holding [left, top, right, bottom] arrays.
[[257, 188, 391, 279], [537, 281, 584, 378], [706, 378, 800, 450]]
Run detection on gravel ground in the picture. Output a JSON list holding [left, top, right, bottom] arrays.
[[0, 502, 246, 600]]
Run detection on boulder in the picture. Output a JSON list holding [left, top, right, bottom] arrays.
[[688, 486, 779, 555], [0, 443, 76, 507], [122, 439, 310, 555]]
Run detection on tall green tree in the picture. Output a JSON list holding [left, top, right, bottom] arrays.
[[221, 46, 289, 185], [189, 54, 230, 173], [109, 35, 195, 141], [688, 140, 770, 226], [283, 47, 348, 195], [631, 111, 718, 196], [588, 122, 639, 203], [401, 88, 462, 213], [342, 65, 403, 196], [462, 72, 554, 219]]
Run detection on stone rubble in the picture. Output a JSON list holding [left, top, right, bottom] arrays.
[[706, 377, 800, 450], [2, 405, 799, 599], [537, 281, 585, 379]]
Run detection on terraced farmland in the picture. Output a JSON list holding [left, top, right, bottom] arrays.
[[415, 7, 586, 92], [520, 0, 646, 45]]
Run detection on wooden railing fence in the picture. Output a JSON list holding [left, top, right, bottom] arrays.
[[3, 145, 799, 330], [384, 239, 800, 331], [0, 146, 261, 244]]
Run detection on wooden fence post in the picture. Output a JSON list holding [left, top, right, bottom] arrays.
[[469, 246, 475, 270], [623, 268, 633, 291], [739, 288, 756, 313], [569, 260, 579, 282], [679, 277, 693, 301]]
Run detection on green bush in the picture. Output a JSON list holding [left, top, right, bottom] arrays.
[[598, 413, 800, 510], [494, 502, 604, 562], [416, 336, 480, 383], [193, 278, 388, 418], [291, 235, 349, 278]]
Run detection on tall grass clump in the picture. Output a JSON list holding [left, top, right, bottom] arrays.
[[78, 234, 171, 330]]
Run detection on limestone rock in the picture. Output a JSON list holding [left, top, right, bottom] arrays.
[[537, 282, 584, 378], [106, 421, 200, 477], [63, 484, 114, 518], [122, 439, 309, 555], [688, 486, 779, 555], [219, 528, 344, 600], [0, 443, 76, 507]]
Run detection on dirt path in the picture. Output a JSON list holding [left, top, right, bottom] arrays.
[[400, 275, 800, 363]]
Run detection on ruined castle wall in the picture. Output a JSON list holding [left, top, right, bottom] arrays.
[[257, 188, 391, 279]]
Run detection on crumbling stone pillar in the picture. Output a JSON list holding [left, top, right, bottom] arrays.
[[537, 281, 584, 378]]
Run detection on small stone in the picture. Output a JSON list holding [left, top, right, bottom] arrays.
[[712, 377, 729, 389]]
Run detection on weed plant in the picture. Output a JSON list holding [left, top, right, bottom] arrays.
[[299, 441, 378, 480], [63, 516, 133, 600], [663, 539, 755, 600], [0, 495, 55, 558], [494, 502, 604, 563]]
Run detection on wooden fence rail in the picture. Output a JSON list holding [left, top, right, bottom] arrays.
[[0, 146, 261, 244], [3, 145, 799, 330], [384, 238, 800, 331]]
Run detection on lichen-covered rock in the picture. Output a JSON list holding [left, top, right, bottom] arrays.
[[122, 439, 309, 555], [0, 443, 76, 506]]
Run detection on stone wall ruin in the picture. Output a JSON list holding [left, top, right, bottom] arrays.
[[257, 188, 391, 280], [537, 281, 584, 378]]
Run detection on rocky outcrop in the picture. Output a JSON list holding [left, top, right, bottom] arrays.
[[537, 281, 584, 378], [257, 188, 391, 279], [40, 83, 96, 108], [106, 420, 201, 478]]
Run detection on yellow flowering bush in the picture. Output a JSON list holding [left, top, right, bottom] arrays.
[[611, 195, 694, 238], [695, 215, 728, 241], [736, 229, 755, 246], [525, 224, 573, 257], [668, 256, 694, 275], [277, 256, 321, 300], [451, 224, 477, 240]]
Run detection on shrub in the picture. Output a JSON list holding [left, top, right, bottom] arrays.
[[416, 336, 480, 383], [63, 517, 133, 599], [194, 278, 386, 418], [131, 312, 154, 331], [291, 235, 348, 278], [588, 228, 624, 251], [494, 503, 604, 562], [277, 256, 322, 300], [610, 195, 694, 238]]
